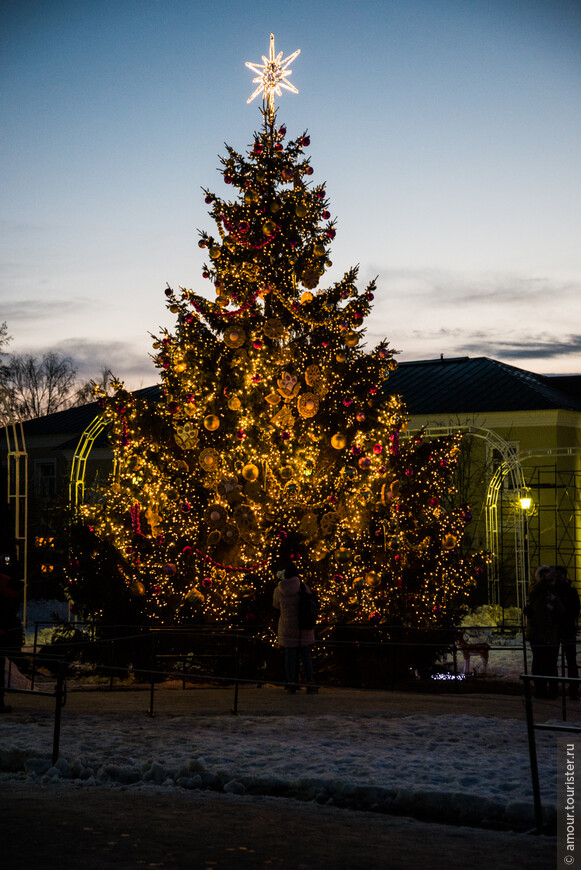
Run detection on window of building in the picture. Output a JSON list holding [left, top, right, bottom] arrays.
[[34, 460, 57, 499]]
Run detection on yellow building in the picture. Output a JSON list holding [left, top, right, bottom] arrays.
[[387, 357, 581, 607]]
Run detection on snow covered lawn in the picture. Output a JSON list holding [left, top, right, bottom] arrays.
[[0, 697, 562, 832]]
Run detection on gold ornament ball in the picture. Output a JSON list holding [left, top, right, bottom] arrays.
[[336, 352, 347, 363], [242, 463, 260, 482], [365, 571, 381, 588], [174, 361, 187, 373], [345, 332, 359, 347], [331, 433, 347, 450], [262, 220, 276, 236], [209, 246, 221, 259], [228, 396, 242, 411], [335, 547, 351, 563], [300, 291, 314, 305], [130, 580, 145, 597], [295, 202, 308, 218], [204, 414, 220, 431], [313, 243, 326, 257]]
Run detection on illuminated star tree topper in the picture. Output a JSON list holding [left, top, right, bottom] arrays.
[[245, 33, 300, 119]]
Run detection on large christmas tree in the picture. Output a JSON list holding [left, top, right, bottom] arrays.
[[67, 36, 483, 631]]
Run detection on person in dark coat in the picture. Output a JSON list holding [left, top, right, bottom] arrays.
[[0, 567, 24, 713], [525, 565, 565, 698], [554, 565, 580, 700], [273, 563, 317, 694]]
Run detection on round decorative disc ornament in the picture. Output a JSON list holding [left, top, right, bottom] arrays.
[[298, 392, 319, 418], [224, 325, 247, 349]]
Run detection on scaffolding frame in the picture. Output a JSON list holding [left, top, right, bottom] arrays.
[[0, 392, 28, 627]]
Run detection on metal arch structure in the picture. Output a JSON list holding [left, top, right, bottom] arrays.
[[405, 425, 528, 608], [0, 390, 29, 628], [69, 415, 110, 510]]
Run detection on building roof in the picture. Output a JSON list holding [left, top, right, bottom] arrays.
[[3, 385, 162, 451], [385, 357, 581, 415]]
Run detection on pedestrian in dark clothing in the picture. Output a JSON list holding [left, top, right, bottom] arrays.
[[0, 569, 24, 713], [554, 565, 580, 700], [273, 563, 317, 694], [524, 565, 564, 698]]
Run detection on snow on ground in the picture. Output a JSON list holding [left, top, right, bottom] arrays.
[[0, 698, 559, 832], [0, 601, 560, 833]]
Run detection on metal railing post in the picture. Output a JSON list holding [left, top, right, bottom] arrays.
[[52, 661, 66, 765], [147, 631, 156, 717], [522, 674, 544, 833], [31, 622, 39, 691], [231, 634, 240, 716]]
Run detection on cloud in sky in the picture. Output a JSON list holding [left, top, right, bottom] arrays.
[[54, 338, 157, 386], [456, 333, 581, 361], [1, 298, 93, 321]]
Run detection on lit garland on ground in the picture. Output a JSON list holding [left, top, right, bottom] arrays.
[[65, 36, 486, 631]]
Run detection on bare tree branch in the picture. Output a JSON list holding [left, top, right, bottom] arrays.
[[1, 352, 79, 419]]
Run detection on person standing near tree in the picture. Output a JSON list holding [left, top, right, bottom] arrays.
[[554, 565, 580, 700], [525, 565, 564, 698], [273, 563, 317, 694]]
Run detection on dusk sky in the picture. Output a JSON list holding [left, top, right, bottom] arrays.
[[2, 0, 580, 389]]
